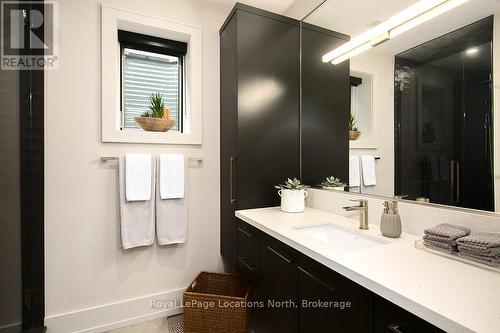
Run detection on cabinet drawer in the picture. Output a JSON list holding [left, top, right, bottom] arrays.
[[237, 248, 259, 283], [374, 295, 444, 333], [298, 255, 373, 332], [237, 220, 260, 258]]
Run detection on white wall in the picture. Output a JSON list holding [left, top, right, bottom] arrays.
[[44, 0, 230, 331], [350, 49, 395, 197]]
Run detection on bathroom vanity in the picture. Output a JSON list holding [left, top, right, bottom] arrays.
[[234, 207, 500, 333], [219, 2, 500, 333]]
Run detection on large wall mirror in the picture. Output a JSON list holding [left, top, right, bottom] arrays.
[[302, 0, 500, 213]]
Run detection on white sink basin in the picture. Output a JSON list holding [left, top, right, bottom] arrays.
[[294, 223, 388, 251]]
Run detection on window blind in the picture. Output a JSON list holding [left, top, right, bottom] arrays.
[[122, 50, 180, 131]]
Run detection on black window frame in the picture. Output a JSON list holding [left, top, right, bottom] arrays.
[[118, 30, 187, 132]]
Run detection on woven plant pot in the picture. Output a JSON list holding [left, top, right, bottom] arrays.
[[349, 130, 361, 140], [134, 105, 176, 132]]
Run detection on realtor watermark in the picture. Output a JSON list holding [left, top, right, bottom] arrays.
[[1, 1, 59, 70], [150, 299, 352, 311]]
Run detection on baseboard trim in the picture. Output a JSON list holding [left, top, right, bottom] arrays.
[[45, 288, 184, 333], [0, 323, 22, 333]]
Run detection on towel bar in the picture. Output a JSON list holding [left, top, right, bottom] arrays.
[[100, 156, 203, 162]]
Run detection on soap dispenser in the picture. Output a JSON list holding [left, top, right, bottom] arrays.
[[380, 201, 402, 238]]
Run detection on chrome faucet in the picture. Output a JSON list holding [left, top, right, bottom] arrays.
[[342, 199, 369, 230]]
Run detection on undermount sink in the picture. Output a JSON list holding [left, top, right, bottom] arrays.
[[294, 223, 388, 251]]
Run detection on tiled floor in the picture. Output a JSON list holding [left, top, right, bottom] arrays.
[[105, 314, 183, 333]]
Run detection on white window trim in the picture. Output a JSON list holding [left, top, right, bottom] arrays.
[[349, 63, 378, 150], [101, 5, 202, 144]]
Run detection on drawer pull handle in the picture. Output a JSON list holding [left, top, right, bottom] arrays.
[[238, 256, 255, 271], [298, 266, 338, 294], [267, 246, 292, 264], [388, 323, 407, 333], [238, 227, 253, 238]]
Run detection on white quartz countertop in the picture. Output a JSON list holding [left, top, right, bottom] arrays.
[[235, 207, 500, 333]]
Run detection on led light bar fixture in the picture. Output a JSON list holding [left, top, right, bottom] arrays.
[[323, 0, 470, 65]]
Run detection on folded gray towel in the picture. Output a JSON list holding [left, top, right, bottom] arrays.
[[423, 240, 456, 253], [457, 232, 500, 248], [423, 234, 458, 245], [458, 252, 500, 267], [424, 223, 470, 241], [458, 246, 500, 258]]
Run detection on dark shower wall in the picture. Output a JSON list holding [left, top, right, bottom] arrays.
[[395, 17, 494, 211], [395, 63, 455, 204]]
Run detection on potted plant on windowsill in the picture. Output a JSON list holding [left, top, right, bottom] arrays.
[[349, 113, 360, 140], [320, 176, 346, 191], [134, 93, 176, 132], [275, 178, 309, 213]]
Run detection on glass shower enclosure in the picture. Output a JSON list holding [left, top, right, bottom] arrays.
[[395, 17, 494, 212]]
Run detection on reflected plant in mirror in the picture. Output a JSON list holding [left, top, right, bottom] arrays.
[[349, 113, 360, 140], [320, 177, 347, 191], [302, 0, 500, 214], [395, 66, 415, 92]]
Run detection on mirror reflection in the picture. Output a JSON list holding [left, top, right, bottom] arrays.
[[303, 0, 500, 212]]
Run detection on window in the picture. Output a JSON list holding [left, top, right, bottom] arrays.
[[349, 67, 377, 148], [101, 6, 202, 144], [118, 30, 187, 132]]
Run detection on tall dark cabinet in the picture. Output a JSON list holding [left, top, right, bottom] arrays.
[[220, 4, 301, 268], [220, 3, 351, 269]]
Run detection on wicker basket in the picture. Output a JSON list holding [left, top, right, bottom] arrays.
[[183, 272, 250, 333]]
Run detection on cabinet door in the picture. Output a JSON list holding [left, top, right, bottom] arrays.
[[220, 14, 238, 269], [259, 235, 299, 333], [374, 295, 444, 333], [298, 256, 372, 333], [236, 10, 300, 209]]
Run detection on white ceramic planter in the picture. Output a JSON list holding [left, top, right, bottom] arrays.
[[278, 189, 308, 213]]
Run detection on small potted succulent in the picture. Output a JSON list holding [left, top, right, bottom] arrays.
[[275, 178, 309, 213], [320, 176, 346, 191], [349, 113, 360, 140], [134, 93, 176, 132]]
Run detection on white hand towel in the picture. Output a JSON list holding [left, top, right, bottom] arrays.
[[160, 154, 185, 199], [125, 154, 152, 201], [156, 158, 188, 245], [119, 156, 156, 249], [361, 155, 377, 186], [349, 156, 360, 187]]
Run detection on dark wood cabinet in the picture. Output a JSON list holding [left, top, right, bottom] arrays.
[[298, 255, 373, 333], [220, 4, 351, 271], [235, 220, 443, 333], [220, 3, 300, 270]]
